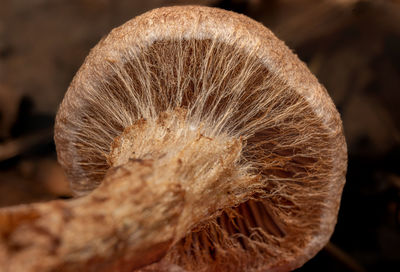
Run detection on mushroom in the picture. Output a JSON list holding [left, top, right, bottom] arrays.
[[0, 5, 347, 272]]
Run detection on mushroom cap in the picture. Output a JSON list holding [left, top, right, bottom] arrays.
[[55, 5, 347, 271]]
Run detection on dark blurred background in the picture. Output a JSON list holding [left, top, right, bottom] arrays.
[[0, 0, 399, 271]]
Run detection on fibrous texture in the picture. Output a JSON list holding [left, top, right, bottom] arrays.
[[53, 5, 347, 272]]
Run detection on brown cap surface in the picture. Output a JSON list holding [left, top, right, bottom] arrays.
[[55, 5, 347, 271]]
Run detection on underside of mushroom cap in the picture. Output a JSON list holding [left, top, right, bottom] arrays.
[[54, 5, 347, 271]]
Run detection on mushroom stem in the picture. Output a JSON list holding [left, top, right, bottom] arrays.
[[0, 109, 256, 272], [0, 160, 184, 272]]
